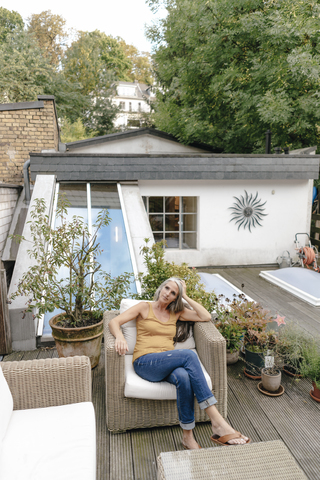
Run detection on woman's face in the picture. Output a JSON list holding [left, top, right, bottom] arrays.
[[160, 280, 179, 304]]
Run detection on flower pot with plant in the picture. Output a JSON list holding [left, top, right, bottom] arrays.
[[213, 307, 244, 365], [300, 337, 320, 403], [244, 326, 280, 379], [10, 196, 133, 368], [276, 322, 311, 378]]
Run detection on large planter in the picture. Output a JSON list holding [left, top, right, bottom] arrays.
[[226, 349, 239, 365], [310, 381, 320, 403], [244, 346, 265, 379], [49, 314, 103, 368], [261, 368, 282, 392]]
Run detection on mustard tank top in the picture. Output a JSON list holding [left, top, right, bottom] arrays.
[[132, 302, 178, 362]]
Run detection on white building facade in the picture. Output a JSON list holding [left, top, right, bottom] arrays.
[[112, 81, 155, 129]]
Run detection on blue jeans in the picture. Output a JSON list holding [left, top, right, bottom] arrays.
[[133, 349, 217, 430]]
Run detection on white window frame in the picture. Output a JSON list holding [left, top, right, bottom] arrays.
[[144, 196, 198, 249]]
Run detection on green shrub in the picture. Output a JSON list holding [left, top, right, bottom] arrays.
[[135, 239, 217, 312]]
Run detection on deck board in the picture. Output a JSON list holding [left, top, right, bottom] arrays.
[[2, 267, 320, 479]]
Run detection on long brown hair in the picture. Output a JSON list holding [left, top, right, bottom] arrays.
[[174, 302, 194, 343]]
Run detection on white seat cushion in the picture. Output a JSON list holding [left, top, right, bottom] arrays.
[[124, 350, 212, 400], [120, 298, 195, 354], [0, 402, 96, 480]]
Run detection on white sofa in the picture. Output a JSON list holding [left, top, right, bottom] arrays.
[[0, 356, 96, 480]]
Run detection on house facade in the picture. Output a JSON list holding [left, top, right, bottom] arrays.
[[2, 124, 319, 351], [112, 81, 155, 129]]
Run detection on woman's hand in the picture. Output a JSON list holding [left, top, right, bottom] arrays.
[[180, 279, 187, 298], [115, 336, 129, 356]]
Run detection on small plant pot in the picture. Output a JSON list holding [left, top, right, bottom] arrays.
[[226, 349, 239, 365], [261, 368, 282, 393], [310, 381, 320, 403]]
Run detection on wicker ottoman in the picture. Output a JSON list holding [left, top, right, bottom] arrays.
[[157, 440, 307, 480]]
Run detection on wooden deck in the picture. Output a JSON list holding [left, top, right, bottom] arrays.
[[2, 267, 320, 480]]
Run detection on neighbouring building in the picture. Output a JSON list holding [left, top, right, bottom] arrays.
[[112, 81, 155, 129]]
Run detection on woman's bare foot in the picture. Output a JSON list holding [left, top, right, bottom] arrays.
[[210, 423, 249, 445], [182, 429, 201, 449], [205, 405, 249, 445]]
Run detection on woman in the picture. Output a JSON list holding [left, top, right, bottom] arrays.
[[109, 277, 250, 449]]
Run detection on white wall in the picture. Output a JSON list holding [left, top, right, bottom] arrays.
[[8, 175, 56, 350], [0, 186, 20, 257], [71, 135, 208, 154], [138, 179, 313, 266]]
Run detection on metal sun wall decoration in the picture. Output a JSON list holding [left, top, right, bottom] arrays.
[[229, 191, 268, 232]]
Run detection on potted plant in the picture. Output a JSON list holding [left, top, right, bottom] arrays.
[[244, 328, 279, 379], [222, 297, 273, 378], [300, 338, 320, 403], [212, 305, 244, 364], [276, 322, 310, 378], [10, 196, 132, 368], [259, 345, 284, 394]]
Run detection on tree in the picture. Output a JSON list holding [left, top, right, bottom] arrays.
[[60, 118, 96, 143], [147, 0, 320, 153], [0, 29, 53, 103], [0, 7, 24, 44], [63, 30, 132, 96], [0, 25, 88, 122], [63, 31, 131, 135], [27, 10, 68, 67], [119, 38, 154, 85]]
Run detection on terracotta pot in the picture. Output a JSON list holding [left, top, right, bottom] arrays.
[[49, 313, 103, 368], [310, 381, 320, 403], [261, 368, 282, 393], [226, 349, 239, 365]]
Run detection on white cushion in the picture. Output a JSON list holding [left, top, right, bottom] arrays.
[[119, 298, 195, 354], [0, 367, 13, 444], [124, 350, 212, 400], [0, 402, 96, 480]]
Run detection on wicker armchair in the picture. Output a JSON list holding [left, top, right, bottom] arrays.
[[1, 356, 92, 410], [104, 311, 227, 433]]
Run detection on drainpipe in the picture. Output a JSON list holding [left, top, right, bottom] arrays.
[[23, 159, 31, 203], [265, 130, 272, 154]]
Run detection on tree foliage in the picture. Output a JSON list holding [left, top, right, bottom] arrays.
[[0, 29, 52, 103], [27, 10, 68, 67], [147, 0, 320, 153], [63, 30, 132, 95], [119, 38, 154, 84], [0, 7, 24, 44]]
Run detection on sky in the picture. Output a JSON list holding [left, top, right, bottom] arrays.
[[0, 0, 165, 52]]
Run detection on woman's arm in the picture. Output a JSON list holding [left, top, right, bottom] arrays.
[[109, 302, 149, 355], [178, 280, 211, 322]]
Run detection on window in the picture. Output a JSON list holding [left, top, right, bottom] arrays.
[[144, 196, 197, 249], [129, 102, 132, 111], [138, 102, 141, 112], [127, 119, 140, 128], [119, 101, 125, 110]]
